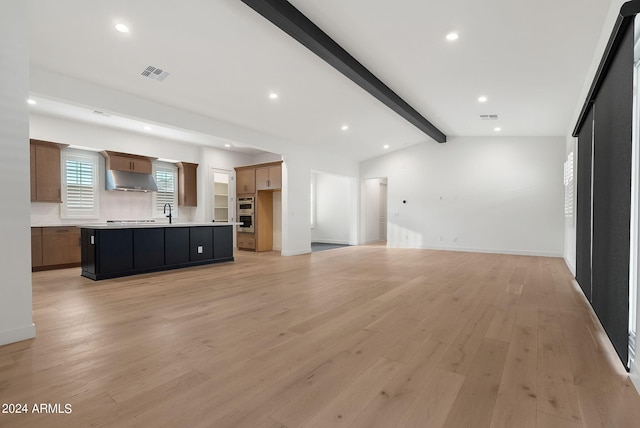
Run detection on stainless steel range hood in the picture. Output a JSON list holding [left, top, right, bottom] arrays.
[[105, 169, 158, 192]]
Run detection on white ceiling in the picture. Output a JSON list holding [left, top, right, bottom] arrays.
[[27, 0, 612, 161]]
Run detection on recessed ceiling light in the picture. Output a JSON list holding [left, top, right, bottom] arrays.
[[269, 92, 278, 100], [446, 32, 459, 41], [478, 96, 487, 103], [27, 98, 36, 105], [224, 144, 231, 148], [383, 144, 390, 149], [143, 125, 151, 131], [494, 127, 502, 132], [341, 125, 349, 131], [115, 23, 129, 33]]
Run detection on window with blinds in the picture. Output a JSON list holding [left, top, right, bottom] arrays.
[[564, 151, 575, 223], [153, 164, 178, 218], [61, 152, 99, 219]]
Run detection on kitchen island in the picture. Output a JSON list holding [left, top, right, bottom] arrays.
[[80, 222, 234, 280]]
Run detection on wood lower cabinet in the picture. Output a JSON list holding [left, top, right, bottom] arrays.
[[31, 228, 43, 268], [237, 233, 256, 250], [30, 139, 67, 203], [32, 226, 81, 271]]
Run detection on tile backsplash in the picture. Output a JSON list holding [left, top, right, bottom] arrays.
[[30, 190, 187, 225]]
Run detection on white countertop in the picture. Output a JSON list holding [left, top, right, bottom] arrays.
[[77, 222, 238, 229], [31, 223, 82, 228]]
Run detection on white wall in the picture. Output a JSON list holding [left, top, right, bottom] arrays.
[[0, 1, 36, 345], [311, 171, 356, 245], [251, 152, 283, 165], [361, 136, 565, 256], [197, 145, 255, 223]]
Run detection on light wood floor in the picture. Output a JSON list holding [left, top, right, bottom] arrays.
[[1, 247, 640, 427]]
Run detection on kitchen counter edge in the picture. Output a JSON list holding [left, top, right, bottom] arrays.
[[78, 222, 239, 229]]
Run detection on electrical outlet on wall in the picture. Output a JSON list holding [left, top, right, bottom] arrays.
[[197, 246, 203, 254]]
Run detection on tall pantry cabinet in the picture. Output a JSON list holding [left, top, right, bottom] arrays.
[[234, 161, 282, 252]]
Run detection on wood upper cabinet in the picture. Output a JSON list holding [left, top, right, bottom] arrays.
[[256, 163, 282, 190], [30, 139, 67, 203], [101, 151, 154, 174], [236, 168, 256, 194], [176, 162, 198, 206]]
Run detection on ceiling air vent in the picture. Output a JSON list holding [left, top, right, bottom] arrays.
[[480, 114, 499, 120], [141, 66, 170, 82]]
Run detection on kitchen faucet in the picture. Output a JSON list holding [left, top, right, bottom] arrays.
[[164, 203, 172, 224]]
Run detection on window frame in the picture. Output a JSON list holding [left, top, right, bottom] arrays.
[[152, 162, 179, 219], [564, 151, 575, 225], [60, 150, 100, 219]]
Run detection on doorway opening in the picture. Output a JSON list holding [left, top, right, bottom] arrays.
[[362, 177, 388, 245], [310, 171, 357, 251]]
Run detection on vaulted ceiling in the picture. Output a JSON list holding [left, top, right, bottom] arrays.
[[28, 0, 612, 160]]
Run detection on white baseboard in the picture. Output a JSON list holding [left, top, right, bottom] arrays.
[[385, 242, 563, 258], [631, 358, 640, 395], [281, 248, 311, 256], [0, 323, 36, 347], [311, 239, 350, 245], [361, 239, 385, 245], [564, 256, 576, 276]]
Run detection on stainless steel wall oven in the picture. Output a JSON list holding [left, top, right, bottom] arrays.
[[237, 197, 255, 233]]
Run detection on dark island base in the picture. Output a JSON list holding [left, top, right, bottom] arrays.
[[81, 257, 234, 281], [80, 225, 235, 281]]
